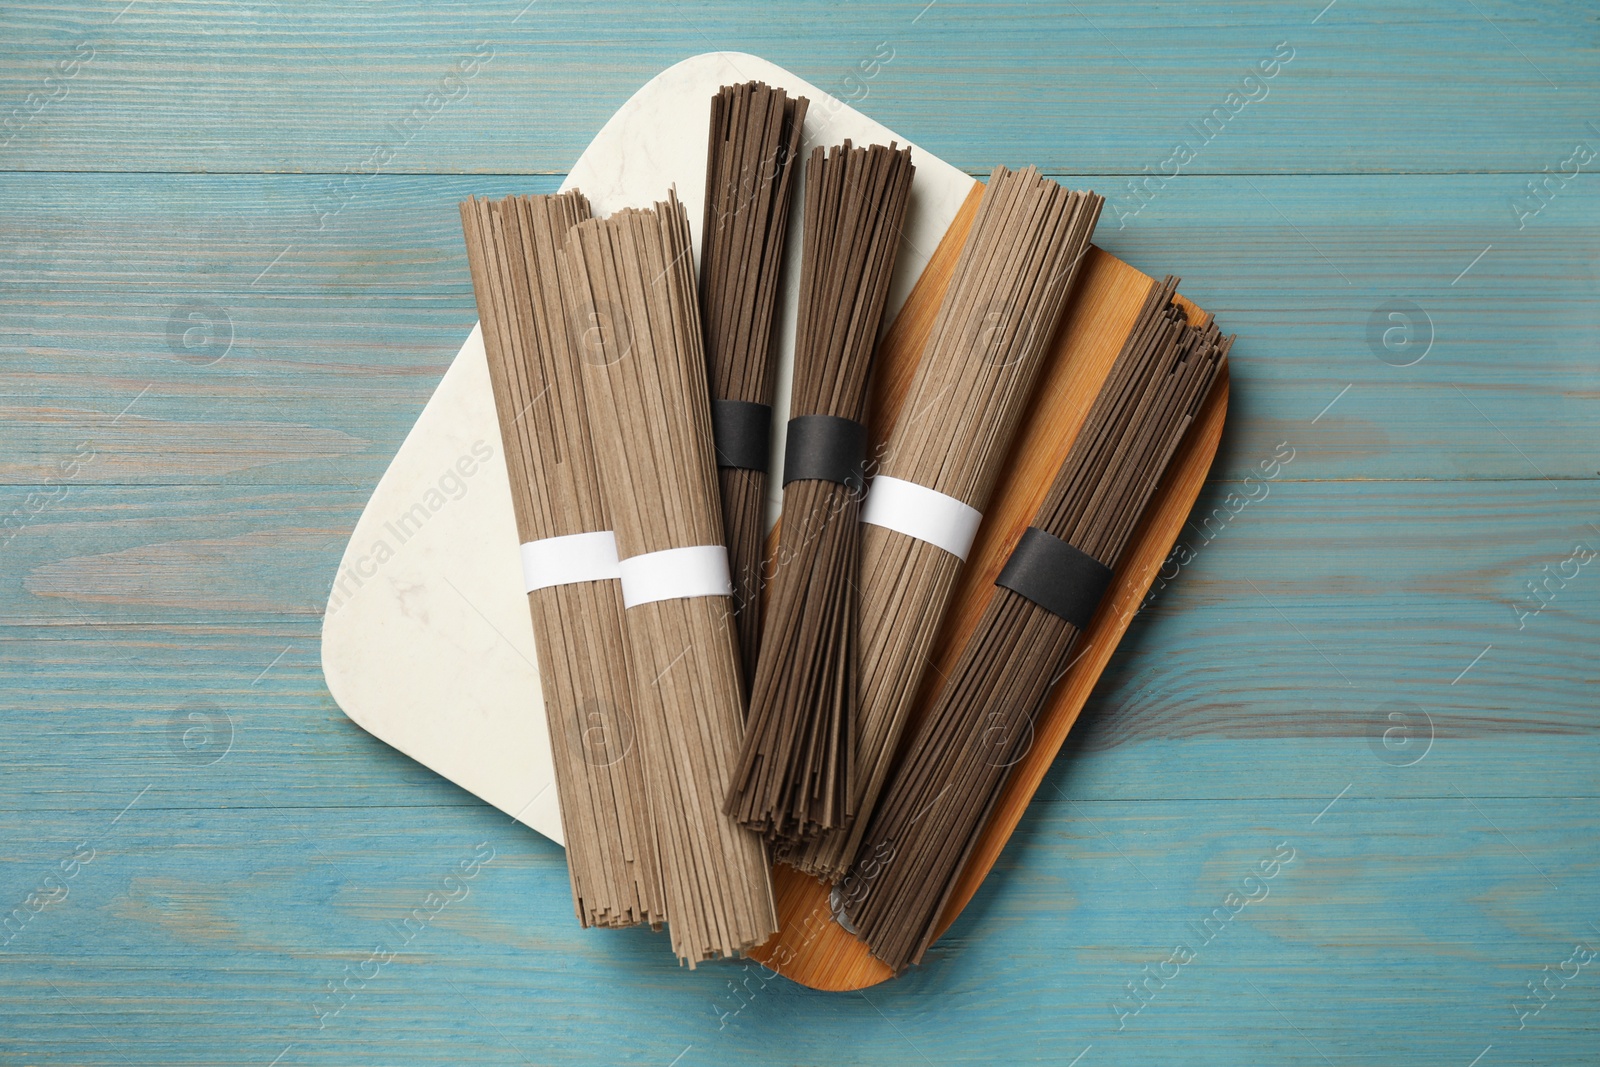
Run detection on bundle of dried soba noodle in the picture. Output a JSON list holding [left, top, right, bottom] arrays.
[[849, 278, 1229, 971], [459, 191, 665, 928], [700, 82, 809, 689], [563, 190, 777, 965], [791, 166, 1104, 879], [728, 141, 915, 844]]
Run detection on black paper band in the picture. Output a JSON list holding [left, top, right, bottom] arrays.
[[995, 526, 1114, 630], [782, 414, 868, 492], [711, 399, 772, 471]]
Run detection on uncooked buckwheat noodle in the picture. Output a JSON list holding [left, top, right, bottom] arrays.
[[563, 190, 777, 966], [790, 166, 1104, 880], [459, 191, 665, 930], [700, 82, 809, 690], [727, 141, 915, 844], [847, 277, 1229, 972]]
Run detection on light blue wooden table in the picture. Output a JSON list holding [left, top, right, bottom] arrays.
[[3, 2, 1596, 1064]]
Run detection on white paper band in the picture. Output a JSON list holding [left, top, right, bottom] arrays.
[[520, 531, 622, 593], [860, 475, 983, 561], [618, 545, 734, 608]]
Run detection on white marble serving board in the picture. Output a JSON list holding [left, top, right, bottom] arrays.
[[319, 52, 977, 845]]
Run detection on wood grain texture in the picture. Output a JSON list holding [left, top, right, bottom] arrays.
[[2, 1, 1598, 1063], [3, 172, 1594, 487], [2, 1, 1596, 174]]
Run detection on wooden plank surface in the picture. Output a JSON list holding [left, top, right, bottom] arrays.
[[3, 0, 1598, 1063], [2, 1, 1596, 174], [3, 172, 1594, 485]]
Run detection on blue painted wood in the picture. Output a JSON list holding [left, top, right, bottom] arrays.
[[2, 1, 1597, 1064], [3, 172, 1594, 487], [1, 1, 1596, 174]]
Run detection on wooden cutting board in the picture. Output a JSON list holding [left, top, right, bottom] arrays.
[[319, 52, 1226, 990], [747, 184, 1229, 990]]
